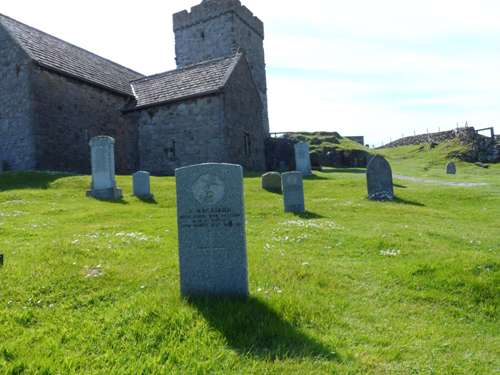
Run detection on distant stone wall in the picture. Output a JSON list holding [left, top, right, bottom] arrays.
[[383, 128, 477, 148], [0, 27, 36, 171], [31, 67, 139, 174], [384, 127, 499, 163]]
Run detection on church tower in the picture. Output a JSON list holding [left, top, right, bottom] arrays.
[[173, 0, 269, 135]]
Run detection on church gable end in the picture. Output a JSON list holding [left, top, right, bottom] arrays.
[[0, 22, 36, 170]]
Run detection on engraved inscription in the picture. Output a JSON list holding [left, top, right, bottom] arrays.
[[179, 207, 242, 230]]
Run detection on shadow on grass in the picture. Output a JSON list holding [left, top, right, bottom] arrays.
[[304, 174, 328, 181], [393, 183, 407, 189], [189, 296, 338, 361], [321, 168, 366, 174], [263, 188, 282, 195], [293, 211, 325, 219], [0, 171, 75, 191], [90, 197, 129, 205], [393, 196, 425, 207], [136, 196, 158, 204]]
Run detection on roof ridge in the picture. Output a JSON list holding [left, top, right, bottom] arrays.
[[0, 13, 144, 78], [131, 53, 241, 84]]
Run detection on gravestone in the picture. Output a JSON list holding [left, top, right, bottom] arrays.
[[282, 171, 305, 213], [446, 162, 456, 175], [175, 163, 248, 297], [86, 136, 122, 200], [133, 171, 154, 199], [294, 142, 312, 176], [366, 156, 394, 201], [261, 172, 282, 193]]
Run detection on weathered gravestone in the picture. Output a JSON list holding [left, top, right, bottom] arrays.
[[175, 163, 248, 297], [446, 162, 456, 175], [86, 136, 122, 200], [294, 142, 312, 176], [261, 172, 282, 192], [133, 171, 154, 199], [366, 156, 394, 201], [282, 171, 305, 213]]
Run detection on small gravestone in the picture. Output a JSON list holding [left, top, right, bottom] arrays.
[[367, 156, 394, 201], [261, 172, 282, 192], [175, 163, 248, 297], [133, 171, 154, 199], [282, 171, 305, 213], [86, 136, 122, 200], [294, 142, 312, 176], [446, 162, 457, 175]]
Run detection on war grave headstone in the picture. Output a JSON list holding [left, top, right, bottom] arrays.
[[446, 162, 457, 175], [262, 172, 282, 193], [282, 171, 305, 213], [294, 142, 312, 176], [366, 155, 394, 201], [175, 163, 248, 297], [133, 171, 154, 199], [86, 136, 122, 200]]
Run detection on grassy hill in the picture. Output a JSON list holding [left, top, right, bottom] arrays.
[[0, 149, 499, 374]]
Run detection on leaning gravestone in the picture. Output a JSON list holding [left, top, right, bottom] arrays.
[[294, 142, 312, 176], [86, 136, 122, 200], [366, 155, 394, 201], [261, 172, 282, 193], [446, 162, 456, 175], [282, 171, 305, 213], [175, 163, 248, 297], [133, 171, 154, 199]]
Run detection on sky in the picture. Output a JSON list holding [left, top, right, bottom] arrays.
[[2, 0, 499, 146]]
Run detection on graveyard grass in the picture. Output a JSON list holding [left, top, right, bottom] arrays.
[[1, 143, 499, 374]]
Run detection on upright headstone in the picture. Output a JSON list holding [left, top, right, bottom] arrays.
[[261, 172, 282, 193], [133, 171, 153, 199], [86, 136, 122, 200], [366, 156, 394, 201], [446, 162, 456, 175], [294, 142, 312, 176], [282, 171, 305, 213], [175, 163, 248, 297]]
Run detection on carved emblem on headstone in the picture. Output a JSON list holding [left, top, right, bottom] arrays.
[[192, 174, 225, 205]]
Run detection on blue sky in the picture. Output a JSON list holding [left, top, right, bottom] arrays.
[[2, 0, 499, 146]]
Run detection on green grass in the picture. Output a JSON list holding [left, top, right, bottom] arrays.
[[0, 151, 499, 374]]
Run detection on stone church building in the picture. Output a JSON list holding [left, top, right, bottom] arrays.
[[0, 0, 269, 175]]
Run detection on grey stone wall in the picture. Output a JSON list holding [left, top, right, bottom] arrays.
[[383, 128, 476, 148], [0, 27, 36, 170], [136, 95, 227, 175], [30, 67, 139, 174], [223, 56, 266, 171], [173, 0, 269, 135]]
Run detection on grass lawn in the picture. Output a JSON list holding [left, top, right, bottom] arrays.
[[0, 147, 499, 374]]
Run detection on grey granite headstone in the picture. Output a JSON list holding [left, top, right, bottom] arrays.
[[446, 162, 456, 175], [367, 155, 394, 201], [261, 172, 282, 192], [133, 171, 153, 199], [175, 163, 248, 297], [294, 142, 312, 176], [86, 136, 122, 200], [282, 171, 305, 213]]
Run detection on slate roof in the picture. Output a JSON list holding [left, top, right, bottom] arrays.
[[0, 14, 143, 96], [130, 53, 242, 110]]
